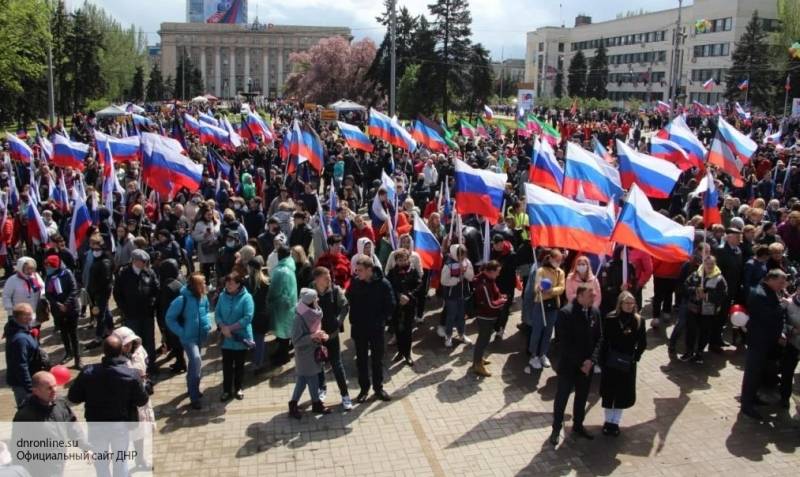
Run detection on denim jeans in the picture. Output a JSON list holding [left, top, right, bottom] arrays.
[[11, 386, 28, 408], [253, 332, 267, 369], [184, 342, 203, 403], [291, 374, 320, 402], [318, 336, 349, 397], [529, 305, 557, 357], [445, 298, 466, 337]]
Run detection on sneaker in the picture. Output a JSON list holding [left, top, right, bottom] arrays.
[[318, 389, 327, 402], [436, 325, 445, 338], [459, 334, 473, 345], [540, 356, 551, 368], [494, 327, 505, 341], [679, 353, 694, 362], [593, 365, 601, 374], [414, 315, 424, 323], [444, 336, 453, 348], [529, 356, 542, 369], [341, 396, 353, 411], [690, 353, 704, 364]]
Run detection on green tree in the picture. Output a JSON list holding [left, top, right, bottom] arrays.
[[428, 0, 473, 115], [0, 0, 51, 126], [367, 2, 418, 101], [397, 63, 421, 118], [553, 71, 564, 98], [146, 63, 165, 101], [725, 11, 771, 110], [174, 55, 194, 100], [163, 75, 175, 99], [567, 50, 587, 97], [464, 43, 493, 113], [50, 0, 73, 117], [67, 6, 105, 110], [586, 42, 608, 98], [410, 16, 439, 116], [130, 65, 144, 102]]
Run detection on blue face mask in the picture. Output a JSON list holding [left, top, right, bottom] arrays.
[[45, 267, 57, 275]]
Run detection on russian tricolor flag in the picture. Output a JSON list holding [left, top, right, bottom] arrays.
[[198, 111, 219, 127], [132, 113, 157, 131], [525, 183, 614, 255], [694, 170, 722, 226], [665, 115, 707, 169], [6, 132, 33, 163], [221, 116, 242, 149], [715, 116, 757, 165], [650, 136, 694, 171], [529, 137, 563, 193], [26, 201, 50, 244], [183, 113, 201, 135], [563, 142, 622, 203], [611, 184, 694, 263], [50, 175, 70, 213], [454, 158, 506, 223], [68, 195, 93, 257], [412, 116, 447, 152], [616, 140, 681, 199], [37, 135, 53, 163], [703, 77, 715, 91], [199, 123, 231, 149], [141, 132, 202, 197], [95, 131, 140, 165], [413, 214, 443, 270], [368, 108, 417, 152], [242, 110, 274, 145], [337, 121, 374, 153], [593, 137, 614, 163], [52, 134, 89, 170]]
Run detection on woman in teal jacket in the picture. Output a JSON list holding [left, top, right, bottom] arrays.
[[166, 273, 212, 409], [215, 272, 255, 401], [267, 246, 297, 366]]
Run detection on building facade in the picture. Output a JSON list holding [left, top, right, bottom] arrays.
[[159, 22, 351, 99], [492, 59, 526, 96], [525, 0, 778, 105]]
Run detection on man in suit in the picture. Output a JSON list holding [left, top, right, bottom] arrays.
[[549, 284, 603, 446]]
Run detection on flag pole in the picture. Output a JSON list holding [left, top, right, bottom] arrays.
[[784, 74, 791, 119]]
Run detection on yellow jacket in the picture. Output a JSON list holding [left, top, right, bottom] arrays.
[[534, 265, 566, 306]]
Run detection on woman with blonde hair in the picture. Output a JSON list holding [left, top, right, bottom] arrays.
[[600, 291, 647, 436], [565, 255, 601, 308], [292, 245, 313, 291], [525, 249, 566, 369]]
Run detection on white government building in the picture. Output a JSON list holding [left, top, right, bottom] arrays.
[[158, 21, 351, 99], [525, 0, 779, 105]]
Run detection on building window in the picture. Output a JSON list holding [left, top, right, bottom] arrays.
[[558, 42, 564, 52], [693, 43, 730, 57], [538, 42, 544, 52]]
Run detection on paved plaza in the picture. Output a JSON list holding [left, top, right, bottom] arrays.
[[1, 292, 799, 476]]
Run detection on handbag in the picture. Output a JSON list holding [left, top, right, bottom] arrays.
[[30, 346, 52, 374], [36, 299, 51, 323], [605, 348, 634, 372], [314, 344, 329, 363]]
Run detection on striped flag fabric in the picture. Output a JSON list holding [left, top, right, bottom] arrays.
[[337, 121, 374, 153]]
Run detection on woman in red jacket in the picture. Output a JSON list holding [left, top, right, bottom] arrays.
[[472, 260, 507, 378]]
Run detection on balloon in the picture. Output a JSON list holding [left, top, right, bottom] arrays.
[[540, 278, 552, 291], [729, 304, 746, 315], [50, 365, 71, 386], [730, 311, 750, 328]]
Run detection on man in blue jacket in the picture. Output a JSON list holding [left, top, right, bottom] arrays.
[[741, 269, 788, 420], [4, 303, 40, 407], [347, 257, 395, 403]]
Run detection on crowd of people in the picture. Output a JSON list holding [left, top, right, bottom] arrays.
[[2, 99, 800, 466]]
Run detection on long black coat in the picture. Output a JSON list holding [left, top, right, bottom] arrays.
[[600, 311, 647, 409]]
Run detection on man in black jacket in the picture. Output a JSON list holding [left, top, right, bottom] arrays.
[[5, 304, 40, 407], [347, 257, 395, 403], [68, 335, 149, 476], [489, 234, 517, 339], [44, 255, 81, 368], [289, 211, 313, 254], [741, 269, 788, 420], [713, 227, 744, 350], [85, 237, 114, 350], [257, 218, 281, 258], [113, 249, 160, 373], [549, 284, 603, 446]]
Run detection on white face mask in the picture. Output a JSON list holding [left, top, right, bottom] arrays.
[[132, 265, 142, 275], [576, 264, 588, 274], [92, 250, 103, 258]]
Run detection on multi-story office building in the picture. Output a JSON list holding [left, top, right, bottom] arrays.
[[158, 21, 351, 99], [525, 0, 779, 105]]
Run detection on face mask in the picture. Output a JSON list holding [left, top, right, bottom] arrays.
[[132, 265, 142, 275], [45, 266, 57, 275], [92, 250, 103, 258], [576, 264, 588, 274], [234, 204, 241, 210], [226, 240, 236, 248]]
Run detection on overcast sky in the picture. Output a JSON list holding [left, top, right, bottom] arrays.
[[80, 0, 685, 60]]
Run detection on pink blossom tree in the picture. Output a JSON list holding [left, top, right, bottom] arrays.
[[284, 36, 378, 105]]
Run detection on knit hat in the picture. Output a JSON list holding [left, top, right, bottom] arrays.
[[730, 217, 745, 231], [45, 255, 61, 269], [112, 326, 141, 347], [299, 287, 318, 305]]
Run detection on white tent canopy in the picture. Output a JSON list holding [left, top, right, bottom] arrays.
[[120, 102, 145, 113], [191, 96, 209, 103], [328, 99, 366, 112], [95, 105, 129, 118]]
